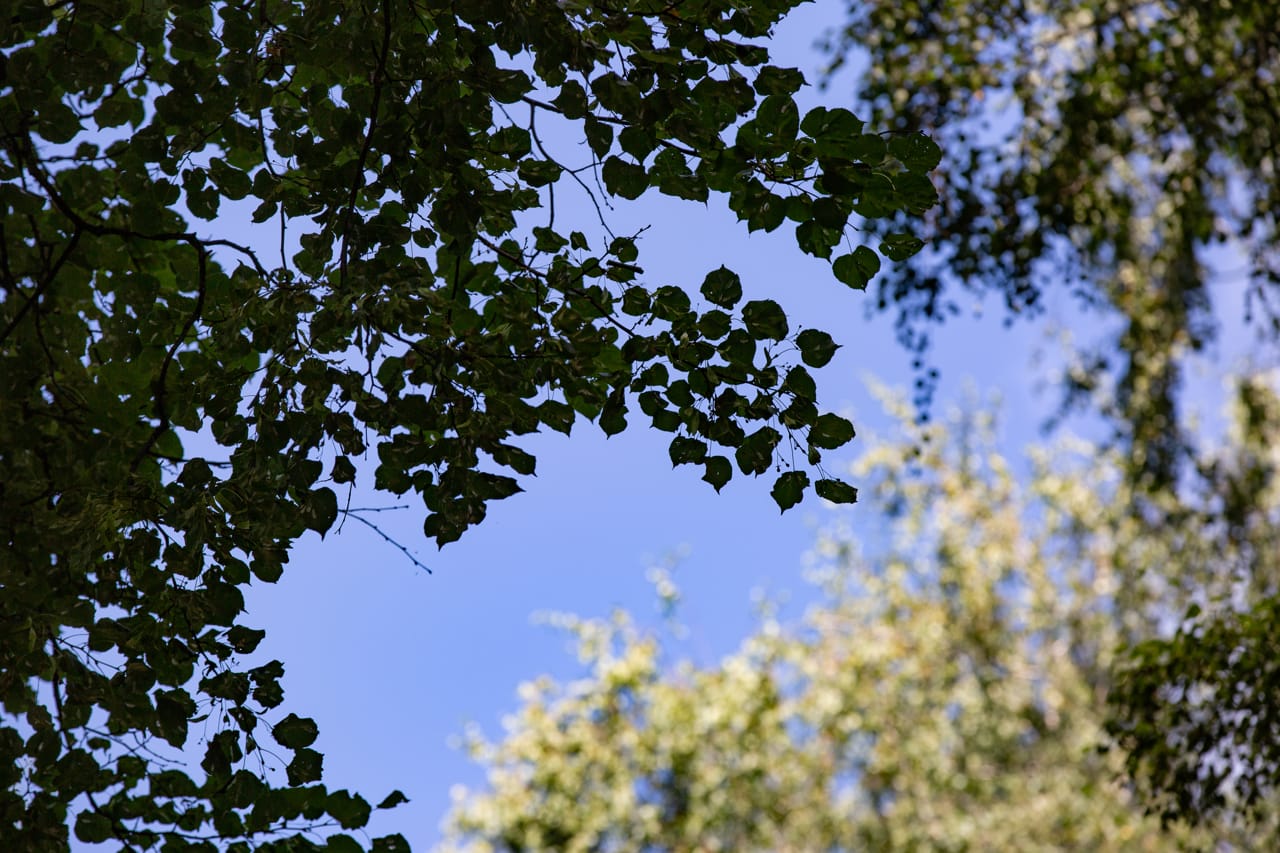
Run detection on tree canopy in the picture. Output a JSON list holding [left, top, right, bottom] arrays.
[[439, 389, 1280, 850], [827, 0, 1279, 487], [0, 0, 937, 847], [822, 0, 1280, 819]]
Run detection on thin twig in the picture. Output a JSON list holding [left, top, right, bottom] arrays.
[[342, 508, 432, 573]]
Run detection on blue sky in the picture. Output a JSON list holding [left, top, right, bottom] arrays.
[[212, 0, 1261, 847]]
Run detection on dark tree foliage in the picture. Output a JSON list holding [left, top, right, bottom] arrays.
[[0, 0, 934, 847]]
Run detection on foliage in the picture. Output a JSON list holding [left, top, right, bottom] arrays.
[[1106, 376, 1280, 826], [438, 392, 1280, 851], [826, 0, 1280, 489], [0, 0, 935, 846], [824, 0, 1280, 820]]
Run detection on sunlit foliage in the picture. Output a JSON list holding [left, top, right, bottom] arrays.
[[441, 389, 1280, 849]]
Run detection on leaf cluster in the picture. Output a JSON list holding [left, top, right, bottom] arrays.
[[0, 0, 934, 846]]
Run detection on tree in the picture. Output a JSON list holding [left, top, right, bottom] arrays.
[[438, 389, 1279, 851], [1106, 375, 1280, 825], [821, 0, 1280, 822], [0, 0, 937, 847], [826, 0, 1278, 488]]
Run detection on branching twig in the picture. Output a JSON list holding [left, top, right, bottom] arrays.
[[341, 508, 432, 573]]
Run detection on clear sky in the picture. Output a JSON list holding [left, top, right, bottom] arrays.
[[211, 0, 1256, 847]]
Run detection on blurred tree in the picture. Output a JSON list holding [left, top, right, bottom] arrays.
[[822, 1, 1280, 823], [438, 388, 1280, 850], [0, 0, 932, 846], [826, 0, 1279, 491], [1107, 376, 1280, 826]]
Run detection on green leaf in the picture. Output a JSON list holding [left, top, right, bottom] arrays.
[[38, 101, 81, 143], [491, 443, 537, 476], [897, 171, 939, 214], [585, 118, 614, 158], [719, 329, 757, 366], [809, 413, 856, 449], [377, 790, 410, 809], [796, 220, 840, 259], [227, 625, 267, 654], [251, 661, 286, 708], [600, 389, 627, 436], [332, 456, 357, 484], [622, 286, 651, 316], [811, 197, 848, 230], [211, 158, 251, 199], [801, 106, 863, 141], [832, 246, 881, 290], [698, 309, 732, 340], [735, 427, 780, 475], [879, 234, 926, 261], [95, 96, 138, 129], [373, 836, 412, 853], [743, 190, 787, 233], [701, 266, 743, 308], [849, 134, 887, 163], [609, 236, 639, 262], [602, 156, 648, 200], [533, 226, 567, 254], [304, 487, 339, 535], [593, 73, 642, 117], [75, 812, 113, 843], [252, 199, 278, 222], [889, 132, 942, 172], [783, 361, 814, 397], [539, 399, 576, 434], [225, 769, 265, 809], [619, 125, 656, 161], [754, 66, 806, 96], [286, 748, 324, 785], [796, 329, 839, 367], [326, 835, 366, 853], [669, 436, 707, 466], [326, 791, 372, 829], [855, 172, 901, 218], [770, 470, 809, 511], [489, 68, 532, 103], [202, 731, 243, 779], [519, 159, 562, 187], [273, 713, 319, 749], [554, 80, 589, 118], [742, 299, 789, 340], [814, 478, 858, 504], [752, 95, 799, 146], [702, 456, 733, 492], [652, 285, 692, 321]]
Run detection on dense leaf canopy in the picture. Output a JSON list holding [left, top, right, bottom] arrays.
[[0, 0, 935, 847]]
